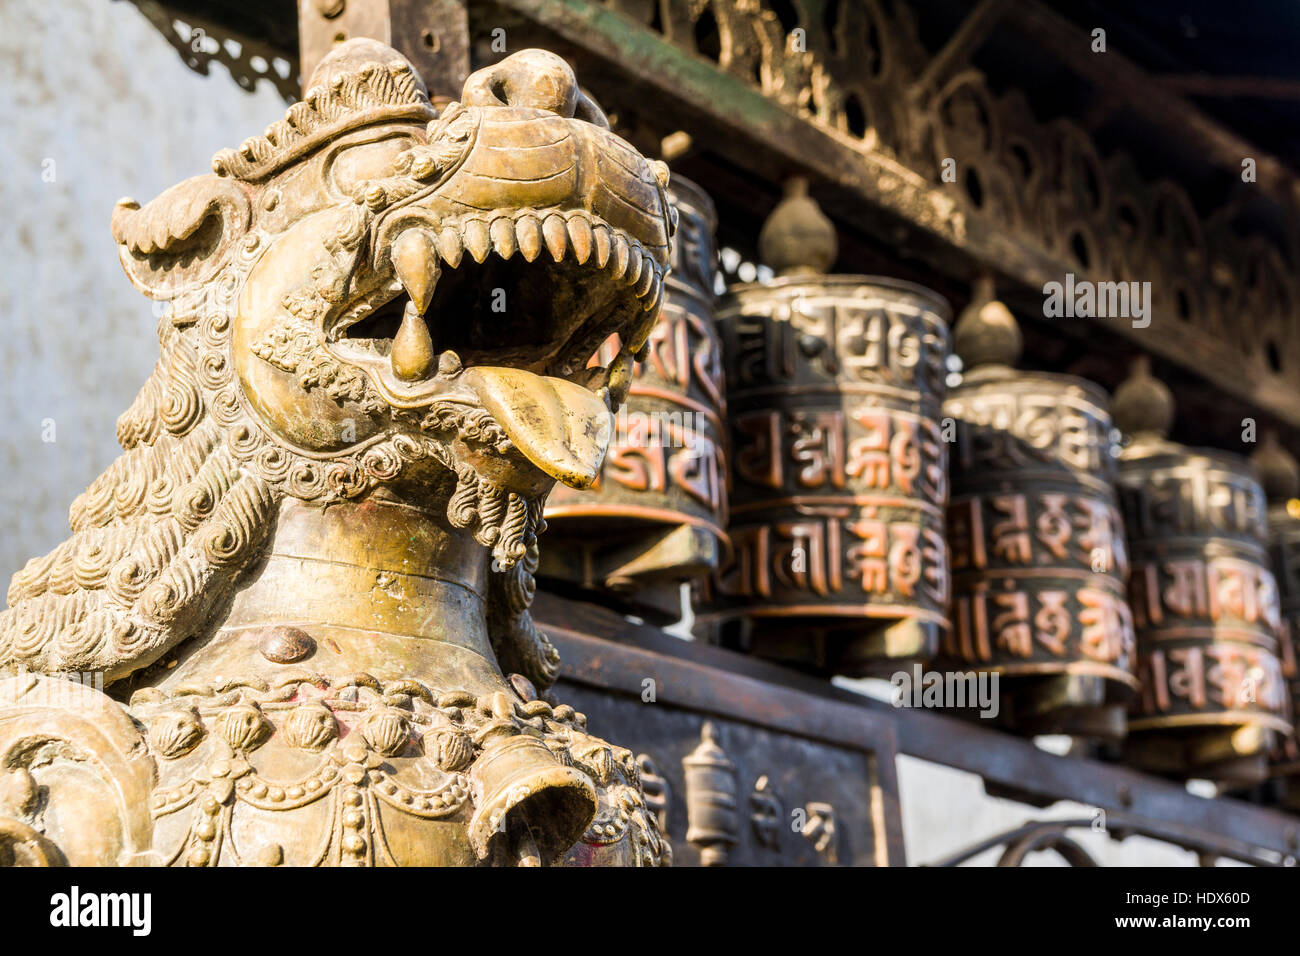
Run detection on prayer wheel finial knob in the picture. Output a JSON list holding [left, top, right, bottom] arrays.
[[952, 275, 1022, 370], [1112, 355, 1174, 439], [758, 176, 838, 277], [1251, 431, 1300, 503]]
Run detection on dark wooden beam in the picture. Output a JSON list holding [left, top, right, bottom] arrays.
[[298, 0, 468, 98], [1159, 74, 1300, 102], [908, 0, 1009, 103], [1009, 0, 1300, 194]]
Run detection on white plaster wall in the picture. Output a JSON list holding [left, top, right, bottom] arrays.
[[0, 0, 285, 585]]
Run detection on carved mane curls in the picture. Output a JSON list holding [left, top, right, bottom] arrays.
[[0, 318, 278, 682]]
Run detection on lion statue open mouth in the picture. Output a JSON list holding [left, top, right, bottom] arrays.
[[0, 41, 673, 867]]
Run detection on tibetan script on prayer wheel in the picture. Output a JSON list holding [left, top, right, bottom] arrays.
[[937, 286, 1136, 739], [1115, 363, 1290, 784], [700, 274, 951, 675], [541, 176, 728, 621], [942, 372, 1136, 736]]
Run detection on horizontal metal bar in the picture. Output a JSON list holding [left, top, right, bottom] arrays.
[[928, 814, 1283, 868]]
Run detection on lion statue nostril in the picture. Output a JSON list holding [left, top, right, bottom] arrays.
[[462, 49, 581, 117]]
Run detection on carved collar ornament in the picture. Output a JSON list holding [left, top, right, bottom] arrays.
[[0, 40, 673, 866]]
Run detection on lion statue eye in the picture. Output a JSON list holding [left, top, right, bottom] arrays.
[[327, 136, 420, 198]]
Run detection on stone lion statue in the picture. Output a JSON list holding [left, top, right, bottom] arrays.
[[0, 39, 673, 867]]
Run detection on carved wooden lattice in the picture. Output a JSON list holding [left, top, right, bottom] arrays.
[[595, 0, 1299, 398]]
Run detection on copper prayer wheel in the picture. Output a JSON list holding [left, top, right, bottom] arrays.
[[937, 281, 1136, 739], [1115, 360, 1290, 785], [697, 180, 951, 676], [540, 175, 728, 622], [1252, 435, 1300, 805]]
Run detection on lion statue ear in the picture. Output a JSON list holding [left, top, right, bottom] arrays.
[[111, 174, 252, 300]]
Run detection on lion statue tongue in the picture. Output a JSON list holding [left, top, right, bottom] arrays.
[[464, 367, 613, 490]]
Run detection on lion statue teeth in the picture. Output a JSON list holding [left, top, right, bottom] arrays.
[[0, 40, 673, 867]]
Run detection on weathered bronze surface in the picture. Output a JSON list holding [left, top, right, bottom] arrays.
[[298, 0, 470, 100], [0, 41, 676, 866], [7, 0, 1297, 869], [540, 175, 728, 621], [1115, 362, 1290, 785], [939, 282, 1136, 739], [699, 182, 951, 676]]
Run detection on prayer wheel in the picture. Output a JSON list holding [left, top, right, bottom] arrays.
[[698, 179, 951, 676], [1115, 359, 1291, 785], [938, 280, 1136, 739], [540, 175, 728, 622], [1252, 434, 1300, 806]]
